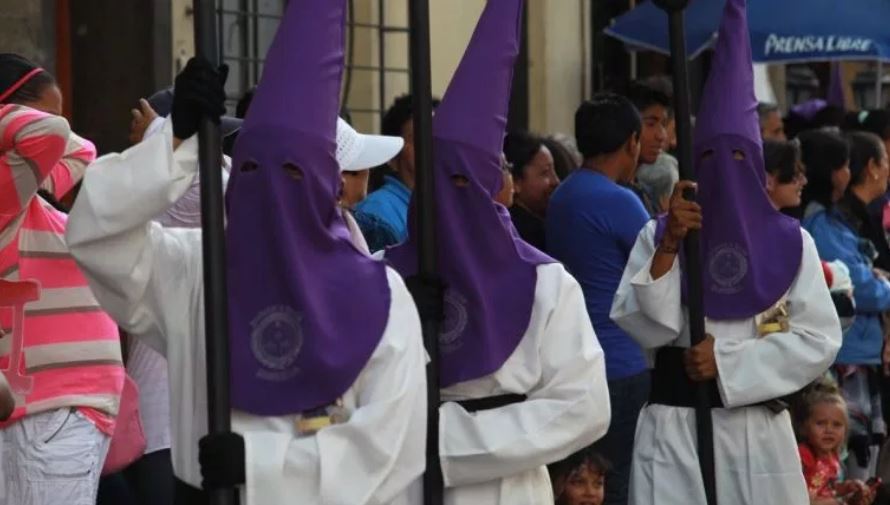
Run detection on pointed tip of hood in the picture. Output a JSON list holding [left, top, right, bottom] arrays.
[[433, 0, 524, 158], [694, 0, 760, 146], [240, 0, 345, 142]]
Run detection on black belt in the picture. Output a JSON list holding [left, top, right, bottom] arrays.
[[448, 393, 527, 413], [649, 347, 788, 413]]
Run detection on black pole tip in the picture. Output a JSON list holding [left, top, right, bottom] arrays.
[[652, 0, 690, 12]]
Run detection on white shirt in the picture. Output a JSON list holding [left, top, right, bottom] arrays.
[[66, 119, 428, 504], [610, 221, 842, 505]]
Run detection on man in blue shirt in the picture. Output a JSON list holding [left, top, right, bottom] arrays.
[[547, 93, 649, 505], [356, 95, 439, 249]]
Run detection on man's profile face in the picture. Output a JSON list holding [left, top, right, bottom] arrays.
[[639, 104, 669, 165], [760, 110, 786, 141], [389, 120, 416, 189]]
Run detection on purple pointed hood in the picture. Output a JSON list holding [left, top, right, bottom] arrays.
[[827, 62, 846, 111], [690, 0, 802, 319], [388, 0, 553, 388], [225, 0, 390, 416]]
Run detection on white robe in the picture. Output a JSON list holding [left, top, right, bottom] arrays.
[[65, 118, 428, 505], [379, 252, 612, 504], [610, 221, 842, 505]]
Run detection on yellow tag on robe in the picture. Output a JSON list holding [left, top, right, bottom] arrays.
[[755, 298, 791, 337], [295, 398, 350, 436]]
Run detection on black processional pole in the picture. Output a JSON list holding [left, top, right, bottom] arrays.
[[651, 1, 716, 504], [408, 1, 443, 505], [193, 1, 236, 504]]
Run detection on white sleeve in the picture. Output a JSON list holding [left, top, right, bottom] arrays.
[[438, 267, 611, 487], [66, 118, 203, 357], [610, 221, 684, 350], [240, 272, 427, 505], [714, 230, 843, 408]]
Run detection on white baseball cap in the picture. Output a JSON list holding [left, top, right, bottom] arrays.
[[336, 117, 404, 172]]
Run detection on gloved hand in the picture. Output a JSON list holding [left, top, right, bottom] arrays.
[[199, 431, 245, 490], [405, 275, 446, 322], [171, 57, 228, 141]]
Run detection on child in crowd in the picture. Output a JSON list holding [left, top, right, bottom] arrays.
[[549, 448, 610, 505], [795, 378, 878, 505]]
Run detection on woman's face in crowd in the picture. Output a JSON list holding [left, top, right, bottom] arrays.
[[767, 162, 807, 210], [802, 401, 847, 456], [561, 466, 605, 505], [638, 104, 670, 164], [831, 162, 852, 203], [514, 145, 559, 216]]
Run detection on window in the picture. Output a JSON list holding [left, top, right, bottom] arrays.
[[216, 0, 410, 132]]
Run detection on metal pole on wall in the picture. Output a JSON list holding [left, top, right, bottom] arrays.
[[193, 1, 236, 504], [408, 1, 442, 504], [876, 61, 883, 108], [651, 1, 717, 504]]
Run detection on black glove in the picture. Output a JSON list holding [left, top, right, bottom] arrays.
[[199, 431, 245, 490], [172, 57, 228, 140], [406, 275, 446, 322]]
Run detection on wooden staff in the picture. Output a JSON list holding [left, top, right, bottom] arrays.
[[193, 1, 236, 504], [651, 1, 716, 504]]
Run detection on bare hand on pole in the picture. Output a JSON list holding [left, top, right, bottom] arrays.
[[684, 335, 717, 382], [651, 180, 701, 279]]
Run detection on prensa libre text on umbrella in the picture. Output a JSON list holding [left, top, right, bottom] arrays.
[[764, 34, 873, 56]]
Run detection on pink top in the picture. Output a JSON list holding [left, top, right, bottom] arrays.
[[0, 104, 123, 434]]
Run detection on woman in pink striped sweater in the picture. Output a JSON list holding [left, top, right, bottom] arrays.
[[0, 54, 124, 505]]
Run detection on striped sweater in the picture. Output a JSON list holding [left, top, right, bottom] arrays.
[[0, 104, 123, 434]]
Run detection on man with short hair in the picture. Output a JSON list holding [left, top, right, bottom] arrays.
[[355, 94, 439, 247], [758, 102, 787, 141], [547, 93, 650, 505], [625, 82, 670, 166], [624, 82, 671, 215]]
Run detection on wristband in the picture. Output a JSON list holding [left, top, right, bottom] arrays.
[[658, 243, 680, 255]]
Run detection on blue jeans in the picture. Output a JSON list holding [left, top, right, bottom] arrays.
[[592, 371, 651, 505]]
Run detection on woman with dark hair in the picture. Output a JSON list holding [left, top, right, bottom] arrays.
[[542, 136, 579, 181], [798, 129, 851, 219], [504, 129, 560, 251], [853, 110, 890, 156], [805, 131, 890, 479], [0, 53, 124, 503], [764, 139, 807, 211], [848, 110, 890, 266]]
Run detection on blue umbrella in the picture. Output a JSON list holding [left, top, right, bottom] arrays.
[[605, 0, 890, 63]]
